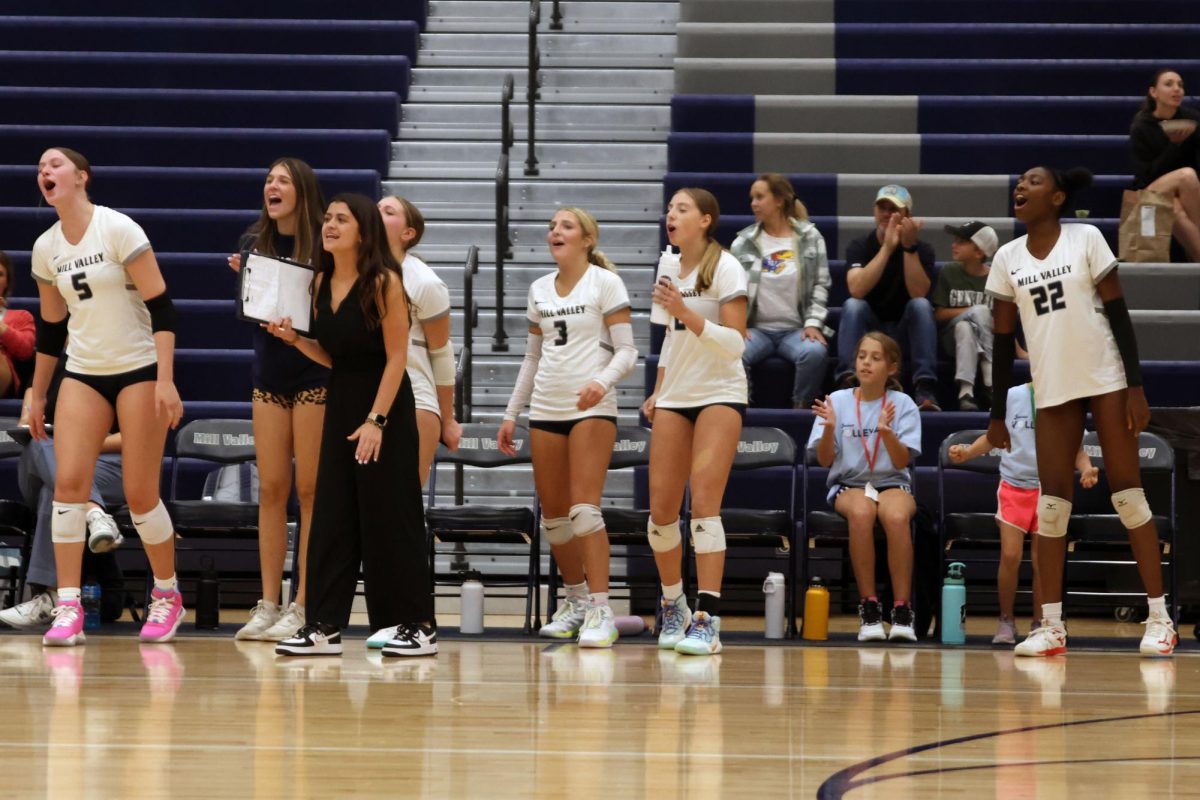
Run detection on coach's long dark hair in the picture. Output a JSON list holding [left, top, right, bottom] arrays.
[[319, 193, 410, 330], [241, 157, 325, 266], [1140, 68, 1183, 115]]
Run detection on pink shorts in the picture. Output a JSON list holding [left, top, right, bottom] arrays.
[[996, 480, 1039, 534]]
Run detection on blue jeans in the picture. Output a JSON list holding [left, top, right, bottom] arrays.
[[16, 440, 124, 587], [743, 328, 828, 406], [836, 297, 938, 386]]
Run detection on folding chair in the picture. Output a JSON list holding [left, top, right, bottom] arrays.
[[1067, 431, 1177, 619], [425, 422, 540, 633]]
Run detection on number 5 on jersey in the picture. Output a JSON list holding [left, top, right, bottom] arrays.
[[71, 272, 93, 301], [1029, 280, 1065, 316]]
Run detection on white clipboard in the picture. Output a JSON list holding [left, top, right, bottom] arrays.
[[237, 251, 316, 336]]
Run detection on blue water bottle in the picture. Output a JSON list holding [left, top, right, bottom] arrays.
[[941, 562, 967, 645], [82, 582, 102, 631]]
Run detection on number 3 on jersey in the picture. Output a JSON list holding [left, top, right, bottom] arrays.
[[552, 319, 568, 346], [1030, 280, 1065, 316], [71, 273, 93, 301]]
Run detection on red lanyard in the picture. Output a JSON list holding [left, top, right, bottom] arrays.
[[856, 389, 886, 472]]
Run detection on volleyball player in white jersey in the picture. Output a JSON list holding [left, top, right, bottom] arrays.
[[643, 188, 748, 656], [498, 208, 636, 648], [987, 165, 1177, 657], [29, 148, 185, 646]]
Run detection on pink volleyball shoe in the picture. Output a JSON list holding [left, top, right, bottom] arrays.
[[139, 589, 186, 643], [42, 600, 85, 647]]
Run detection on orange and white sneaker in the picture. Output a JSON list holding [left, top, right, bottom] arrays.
[[1014, 622, 1067, 657], [1140, 614, 1178, 657]]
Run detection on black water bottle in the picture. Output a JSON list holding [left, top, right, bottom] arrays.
[[195, 557, 220, 630]]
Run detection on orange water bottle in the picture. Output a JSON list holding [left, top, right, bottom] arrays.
[[802, 577, 830, 641]]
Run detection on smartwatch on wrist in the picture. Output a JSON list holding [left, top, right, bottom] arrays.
[[366, 412, 388, 429]]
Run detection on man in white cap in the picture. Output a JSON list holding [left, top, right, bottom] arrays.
[[933, 220, 1000, 410], [838, 184, 941, 409]]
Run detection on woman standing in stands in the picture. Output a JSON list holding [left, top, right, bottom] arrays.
[[0, 251, 36, 398], [227, 158, 328, 643], [731, 173, 832, 408], [497, 208, 636, 648], [1130, 68, 1200, 261], [270, 193, 435, 658], [987, 166, 1176, 657], [642, 188, 747, 656], [808, 332, 921, 643], [28, 147, 185, 646]]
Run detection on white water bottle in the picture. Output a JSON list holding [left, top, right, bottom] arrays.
[[763, 572, 786, 639], [459, 571, 484, 634], [650, 247, 682, 326]]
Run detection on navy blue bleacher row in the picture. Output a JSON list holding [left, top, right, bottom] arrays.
[[12, 0, 428, 26]]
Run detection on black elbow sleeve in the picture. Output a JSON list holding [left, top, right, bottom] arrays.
[[1103, 296, 1143, 387], [991, 332, 1015, 421], [144, 291, 177, 334], [35, 316, 68, 357]]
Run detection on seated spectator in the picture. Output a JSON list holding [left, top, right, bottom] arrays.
[[836, 185, 940, 410], [0, 251, 35, 398], [1130, 68, 1200, 261], [809, 332, 921, 643], [1, 364, 124, 629], [731, 173, 832, 409], [933, 221, 999, 410]]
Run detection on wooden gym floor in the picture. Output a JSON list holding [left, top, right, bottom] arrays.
[[0, 620, 1197, 799]]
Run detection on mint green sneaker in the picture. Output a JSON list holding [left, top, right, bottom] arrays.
[[367, 625, 398, 650], [657, 594, 692, 650], [539, 595, 589, 639], [674, 611, 722, 656], [577, 604, 618, 649]]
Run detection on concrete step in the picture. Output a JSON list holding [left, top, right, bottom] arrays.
[[417, 218, 658, 248], [390, 140, 667, 179], [418, 32, 675, 68], [385, 178, 664, 220], [408, 67, 673, 104], [433, 264, 656, 308], [399, 103, 670, 142], [412, 242, 661, 266], [427, 1, 679, 33]]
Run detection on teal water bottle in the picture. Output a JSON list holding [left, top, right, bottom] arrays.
[[941, 562, 967, 645]]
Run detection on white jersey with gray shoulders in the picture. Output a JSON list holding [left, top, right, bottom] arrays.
[[527, 265, 631, 421], [656, 251, 749, 408], [986, 223, 1125, 409], [30, 205, 157, 376], [402, 253, 452, 417]]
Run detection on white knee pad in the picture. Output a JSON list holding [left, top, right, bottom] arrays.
[[50, 502, 87, 544], [1036, 495, 1072, 539], [1112, 488, 1153, 529], [569, 504, 605, 538], [131, 500, 174, 545], [690, 516, 727, 554], [540, 516, 573, 546], [647, 518, 682, 552]]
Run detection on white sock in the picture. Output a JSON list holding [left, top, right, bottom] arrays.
[[564, 581, 588, 601], [1042, 602, 1063, 627], [153, 575, 178, 593], [661, 581, 683, 602], [589, 592, 609, 607], [982, 358, 993, 386], [1148, 596, 1168, 618], [58, 587, 81, 603], [958, 380, 973, 398], [698, 589, 721, 599]]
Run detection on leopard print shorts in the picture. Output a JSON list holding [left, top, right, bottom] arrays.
[[252, 386, 328, 409]]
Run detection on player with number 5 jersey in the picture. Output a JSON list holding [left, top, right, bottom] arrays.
[[29, 147, 186, 648], [987, 166, 1176, 658]]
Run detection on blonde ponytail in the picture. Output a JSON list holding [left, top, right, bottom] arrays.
[[588, 247, 618, 271], [694, 239, 723, 294]]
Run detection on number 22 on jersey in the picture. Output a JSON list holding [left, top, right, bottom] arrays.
[[1029, 280, 1065, 316]]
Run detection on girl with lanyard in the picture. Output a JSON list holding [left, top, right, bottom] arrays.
[[987, 166, 1177, 657], [227, 158, 328, 643], [643, 188, 747, 656], [808, 332, 921, 642], [29, 147, 185, 645], [950, 383, 1098, 644], [498, 208, 636, 648]]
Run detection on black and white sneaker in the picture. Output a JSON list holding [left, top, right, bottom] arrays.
[[889, 604, 918, 642], [381, 623, 438, 658], [275, 622, 343, 657]]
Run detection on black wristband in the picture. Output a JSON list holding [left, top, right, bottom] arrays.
[[991, 332, 1016, 421], [1103, 295, 1144, 387], [35, 316, 68, 358], [902, 244, 919, 253]]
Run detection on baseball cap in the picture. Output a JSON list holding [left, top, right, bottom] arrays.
[[943, 220, 999, 259], [875, 184, 913, 210]]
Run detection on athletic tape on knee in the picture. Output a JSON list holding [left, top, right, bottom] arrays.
[[131, 500, 174, 545], [569, 504, 605, 538], [540, 516, 573, 546], [647, 518, 682, 552], [1112, 488, 1153, 529], [50, 502, 87, 544], [1036, 495, 1072, 539], [690, 516, 727, 554]]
